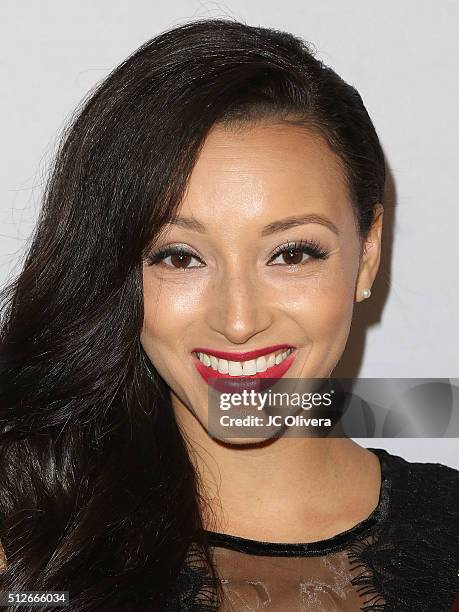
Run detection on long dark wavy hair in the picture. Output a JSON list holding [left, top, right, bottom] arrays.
[[0, 18, 385, 611]]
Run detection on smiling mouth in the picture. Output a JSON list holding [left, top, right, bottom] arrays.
[[192, 347, 295, 377]]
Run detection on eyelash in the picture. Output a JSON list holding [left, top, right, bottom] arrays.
[[145, 239, 329, 270]]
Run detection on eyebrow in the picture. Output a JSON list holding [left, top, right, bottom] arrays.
[[167, 213, 339, 236]]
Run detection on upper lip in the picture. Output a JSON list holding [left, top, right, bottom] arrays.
[[192, 344, 295, 362]]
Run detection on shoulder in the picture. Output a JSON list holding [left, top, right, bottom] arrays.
[[373, 447, 459, 528], [379, 447, 459, 512], [367, 448, 459, 611]]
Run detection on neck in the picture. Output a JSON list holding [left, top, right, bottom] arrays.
[[174, 397, 381, 543]]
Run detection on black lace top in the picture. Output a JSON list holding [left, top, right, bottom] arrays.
[[167, 447, 459, 611]]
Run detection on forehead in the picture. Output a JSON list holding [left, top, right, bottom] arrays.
[[178, 120, 355, 232]]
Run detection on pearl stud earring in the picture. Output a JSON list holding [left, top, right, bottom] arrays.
[[361, 288, 371, 299]]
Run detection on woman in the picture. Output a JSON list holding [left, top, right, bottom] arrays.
[[0, 18, 457, 612]]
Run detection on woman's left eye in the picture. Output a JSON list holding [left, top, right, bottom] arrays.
[[267, 240, 330, 266]]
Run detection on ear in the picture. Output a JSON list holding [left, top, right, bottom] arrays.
[[355, 204, 384, 303]]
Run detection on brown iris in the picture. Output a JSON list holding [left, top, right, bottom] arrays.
[[280, 249, 304, 265], [171, 253, 193, 268]]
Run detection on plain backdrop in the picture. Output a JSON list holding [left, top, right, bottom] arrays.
[[1, 0, 458, 468]]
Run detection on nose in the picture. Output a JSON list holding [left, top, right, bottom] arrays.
[[206, 267, 273, 345]]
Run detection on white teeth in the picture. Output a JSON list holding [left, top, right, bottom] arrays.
[[256, 356, 267, 372], [242, 359, 257, 375], [217, 359, 229, 374], [196, 348, 293, 376], [228, 361, 243, 376]]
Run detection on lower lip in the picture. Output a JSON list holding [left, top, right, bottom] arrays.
[[192, 350, 296, 392]]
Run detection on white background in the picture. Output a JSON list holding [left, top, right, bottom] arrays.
[[1, 1, 458, 468]]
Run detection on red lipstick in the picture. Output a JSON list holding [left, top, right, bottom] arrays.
[[192, 346, 297, 392]]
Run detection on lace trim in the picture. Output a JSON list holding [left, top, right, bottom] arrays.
[[166, 542, 219, 611], [347, 535, 386, 611]]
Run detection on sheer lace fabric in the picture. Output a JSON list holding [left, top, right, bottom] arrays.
[[212, 541, 383, 611]]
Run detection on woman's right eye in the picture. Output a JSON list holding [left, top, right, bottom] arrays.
[[146, 246, 205, 270]]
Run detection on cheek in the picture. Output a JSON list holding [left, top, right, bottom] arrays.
[[279, 260, 357, 343], [291, 289, 354, 339], [318, 268, 355, 327], [309, 271, 357, 370], [140, 292, 182, 385], [314, 293, 354, 339], [140, 273, 203, 358]]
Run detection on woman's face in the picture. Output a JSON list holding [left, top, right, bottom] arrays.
[[141, 120, 382, 436]]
